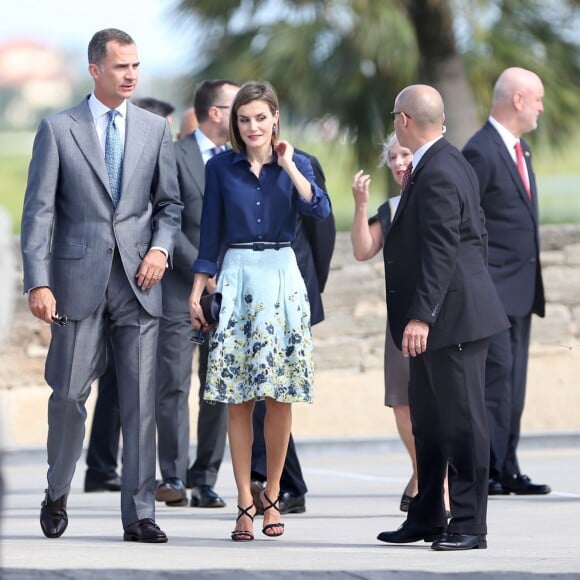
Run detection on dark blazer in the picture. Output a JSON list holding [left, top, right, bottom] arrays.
[[462, 121, 545, 318], [162, 132, 206, 313], [293, 152, 336, 325], [384, 138, 509, 350]]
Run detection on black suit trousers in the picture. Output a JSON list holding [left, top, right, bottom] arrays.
[[251, 400, 308, 496], [485, 314, 531, 480], [407, 338, 490, 535]]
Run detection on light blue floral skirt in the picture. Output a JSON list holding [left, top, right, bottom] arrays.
[[204, 246, 314, 404]]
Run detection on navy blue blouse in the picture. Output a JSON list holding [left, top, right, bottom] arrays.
[[192, 149, 332, 276]]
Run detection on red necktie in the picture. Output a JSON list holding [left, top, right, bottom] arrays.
[[401, 162, 413, 191], [514, 141, 532, 200]]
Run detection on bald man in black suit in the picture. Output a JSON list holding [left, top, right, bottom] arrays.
[[376, 84, 509, 551], [462, 67, 549, 497]]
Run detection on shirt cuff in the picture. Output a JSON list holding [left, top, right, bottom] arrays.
[[150, 246, 169, 267]]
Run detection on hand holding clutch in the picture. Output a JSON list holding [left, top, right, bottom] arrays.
[[191, 292, 222, 344]]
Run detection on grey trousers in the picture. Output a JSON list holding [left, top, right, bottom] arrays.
[[45, 253, 158, 528]]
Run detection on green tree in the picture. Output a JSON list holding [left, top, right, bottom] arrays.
[[175, 0, 580, 166]]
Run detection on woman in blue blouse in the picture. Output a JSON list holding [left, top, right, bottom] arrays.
[[189, 81, 331, 542]]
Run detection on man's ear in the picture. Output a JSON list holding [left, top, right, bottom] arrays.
[[88, 63, 100, 82]]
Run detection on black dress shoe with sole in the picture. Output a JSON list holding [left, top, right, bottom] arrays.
[[488, 478, 509, 496], [155, 478, 187, 505], [377, 521, 445, 544], [399, 493, 414, 512], [84, 476, 122, 493], [40, 489, 68, 538], [251, 480, 265, 515], [278, 492, 306, 514], [123, 518, 168, 543], [431, 532, 487, 551], [190, 485, 226, 508], [500, 474, 551, 495]]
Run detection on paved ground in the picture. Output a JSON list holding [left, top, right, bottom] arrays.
[[1, 437, 579, 579]]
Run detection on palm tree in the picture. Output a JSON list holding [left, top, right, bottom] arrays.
[[175, 0, 580, 166]]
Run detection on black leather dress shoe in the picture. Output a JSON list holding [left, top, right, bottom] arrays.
[[155, 478, 187, 506], [278, 492, 306, 514], [251, 480, 265, 514], [84, 476, 121, 493], [431, 532, 487, 551], [377, 521, 445, 544], [500, 474, 551, 495], [123, 518, 168, 543], [488, 478, 509, 496], [40, 489, 68, 538], [190, 485, 226, 508]]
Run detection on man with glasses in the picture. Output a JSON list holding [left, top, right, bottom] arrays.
[[377, 84, 508, 551]]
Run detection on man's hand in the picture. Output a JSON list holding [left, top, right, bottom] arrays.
[[136, 249, 167, 290], [402, 319, 429, 358], [28, 287, 57, 324]]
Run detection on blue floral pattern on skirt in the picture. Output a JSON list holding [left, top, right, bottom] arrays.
[[204, 247, 314, 404]]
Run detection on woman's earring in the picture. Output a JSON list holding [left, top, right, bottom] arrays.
[[272, 124, 277, 135]]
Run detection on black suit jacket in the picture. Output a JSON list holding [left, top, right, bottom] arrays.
[[462, 122, 545, 318], [293, 151, 336, 325], [385, 138, 509, 350]]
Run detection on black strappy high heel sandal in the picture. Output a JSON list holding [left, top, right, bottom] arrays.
[[260, 491, 285, 537], [231, 504, 255, 542]]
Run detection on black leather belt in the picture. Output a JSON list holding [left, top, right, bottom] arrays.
[[227, 242, 292, 251]]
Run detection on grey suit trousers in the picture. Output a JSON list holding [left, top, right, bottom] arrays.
[[156, 310, 195, 481], [156, 310, 227, 488], [45, 252, 159, 528]]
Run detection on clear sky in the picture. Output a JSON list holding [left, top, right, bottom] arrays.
[[0, 0, 196, 76]]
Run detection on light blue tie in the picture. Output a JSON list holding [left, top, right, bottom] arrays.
[[105, 110, 123, 207]]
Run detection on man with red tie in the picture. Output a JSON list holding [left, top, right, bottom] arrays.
[[463, 67, 550, 497]]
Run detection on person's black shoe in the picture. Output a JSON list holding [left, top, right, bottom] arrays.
[[40, 489, 68, 538], [84, 476, 121, 493], [190, 485, 226, 508], [377, 520, 445, 544], [123, 518, 168, 543], [488, 477, 509, 496], [155, 478, 187, 505], [251, 480, 265, 515], [431, 532, 487, 551], [500, 474, 551, 495], [278, 492, 306, 514]]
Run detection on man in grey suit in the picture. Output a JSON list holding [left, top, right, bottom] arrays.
[[154, 79, 239, 508], [20, 28, 182, 542]]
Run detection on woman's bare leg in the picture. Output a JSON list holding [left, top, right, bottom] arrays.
[[393, 404, 418, 498], [228, 400, 255, 534], [262, 397, 291, 534]]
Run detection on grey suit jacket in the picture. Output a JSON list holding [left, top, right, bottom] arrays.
[[21, 97, 183, 320], [161, 132, 205, 315]]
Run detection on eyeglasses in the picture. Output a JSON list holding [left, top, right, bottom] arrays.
[[214, 105, 231, 109], [52, 313, 68, 327], [390, 111, 412, 120]]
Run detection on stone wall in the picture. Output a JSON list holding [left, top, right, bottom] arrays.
[[313, 225, 580, 372], [1, 225, 579, 447]]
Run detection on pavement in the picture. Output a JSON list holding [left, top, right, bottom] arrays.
[[1, 436, 580, 579]]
